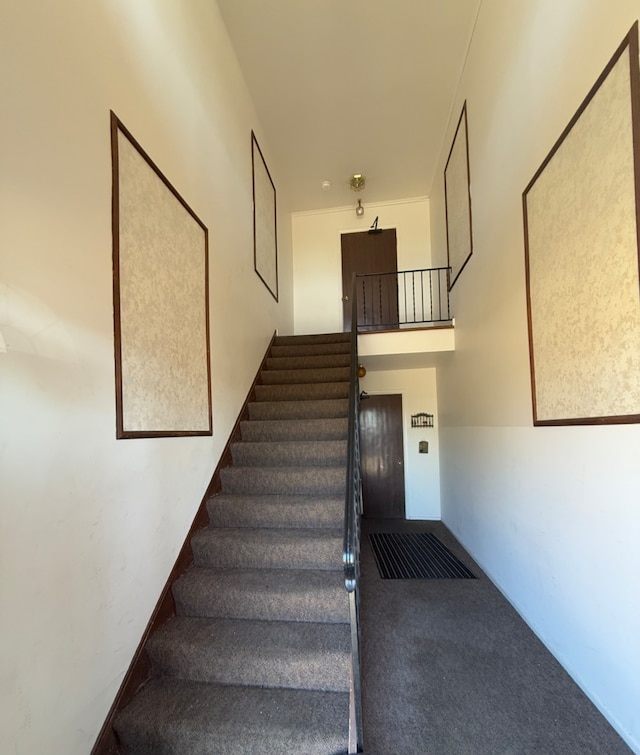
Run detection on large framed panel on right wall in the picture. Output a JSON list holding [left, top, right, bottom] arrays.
[[444, 101, 473, 291], [522, 23, 640, 426]]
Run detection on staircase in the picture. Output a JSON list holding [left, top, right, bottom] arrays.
[[114, 333, 353, 754]]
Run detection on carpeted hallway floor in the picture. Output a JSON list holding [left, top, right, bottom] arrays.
[[359, 518, 632, 755]]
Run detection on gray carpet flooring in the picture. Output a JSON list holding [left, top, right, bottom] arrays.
[[360, 518, 632, 755]]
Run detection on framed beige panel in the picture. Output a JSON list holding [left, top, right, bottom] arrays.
[[522, 24, 640, 426], [444, 102, 474, 290], [252, 131, 278, 301], [111, 112, 212, 438]]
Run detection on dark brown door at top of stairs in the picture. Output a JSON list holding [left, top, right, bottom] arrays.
[[360, 393, 405, 519], [341, 228, 398, 332]]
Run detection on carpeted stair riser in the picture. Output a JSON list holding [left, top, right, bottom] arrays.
[[270, 341, 350, 358], [191, 527, 343, 571], [207, 494, 344, 529], [255, 381, 349, 402], [273, 333, 350, 346], [114, 680, 350, 755], [247, 398, 348, 421], [231, 439, 347, 467], [146, 616, 351, 692], [172, 567, 350, 623], [260, 366, 350, 385], [239, 417, 348, 442], [266, 353, 351, 371], [220, 465, 345, 495]]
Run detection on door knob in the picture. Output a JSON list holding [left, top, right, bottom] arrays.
[[344, 295, 350, 301]]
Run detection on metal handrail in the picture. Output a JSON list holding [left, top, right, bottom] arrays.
[[343, 276, 364, 753]]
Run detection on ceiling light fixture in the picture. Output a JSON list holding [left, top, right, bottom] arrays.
[[355, 199, 364, 217], [321, 180, 331, 191], [350, 173, 365, 192]]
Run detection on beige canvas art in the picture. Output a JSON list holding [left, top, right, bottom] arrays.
[[445, 102, 473, 290], [523, 26, 640, 425], [252, 131, 278, 301], [111, 113, 212, 438]]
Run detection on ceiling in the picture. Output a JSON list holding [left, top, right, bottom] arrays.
[[216, 0, 482, 213]]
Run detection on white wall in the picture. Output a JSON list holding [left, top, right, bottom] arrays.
[[292, 197, 430, 334], [359, 367, 441, 520], [0, 2, 292, 753], [430, 0, 640, 750]]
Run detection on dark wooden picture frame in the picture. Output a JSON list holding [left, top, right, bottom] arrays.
[[522, 23, 640, 426], [111, 112, 213, 438], [251, 131, 278, 301], [444, 101, 473, 291]]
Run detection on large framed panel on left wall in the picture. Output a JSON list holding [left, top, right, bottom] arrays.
[[252, 130, 278, 301], [110, 112, 212, 438]]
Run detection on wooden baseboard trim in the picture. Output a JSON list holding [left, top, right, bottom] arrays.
[[91, 331, 276, 754]]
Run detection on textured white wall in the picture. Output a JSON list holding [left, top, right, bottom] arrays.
[[430, 0, 640, 750], [0, 2, 292, 753], [292, 197, 431, 334], [359, 367, 441, 520]]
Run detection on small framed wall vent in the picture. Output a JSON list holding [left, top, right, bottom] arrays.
[[411, 413, 434, 428]]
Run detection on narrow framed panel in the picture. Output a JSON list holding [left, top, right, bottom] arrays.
[[111, 112, 212, 438], [522, 24, 640, 426], [444, 101, 473, 290], [252, 131, 278, 301]]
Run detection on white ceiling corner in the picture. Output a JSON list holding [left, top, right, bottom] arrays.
[[216, 0, 481, 212]]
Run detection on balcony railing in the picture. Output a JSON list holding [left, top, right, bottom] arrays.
[[355, 267, 451, 331]]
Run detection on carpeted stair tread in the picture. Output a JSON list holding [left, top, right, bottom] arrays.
[[114, 679, 350, 755], [270, 341, 350, 358], [231, 439, 347, 467], [240, 417, 348, 442], [191, 527, 343, 570], [274, 333, 350, 346], [172, 566, 350, 623], [207, 494, 344, 529], [266, 353, 351, 370], [260, 366, 350, 385], [146, 616, 351, 692], [255, 381, 349, 402], [220, 465, 346, 495], [248, 398, 349, 421]]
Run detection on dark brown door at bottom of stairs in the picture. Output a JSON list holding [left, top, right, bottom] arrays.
[[360, 393, 405, 519]]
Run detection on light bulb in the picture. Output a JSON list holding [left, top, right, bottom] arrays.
[[356, 199, 364, 217]]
